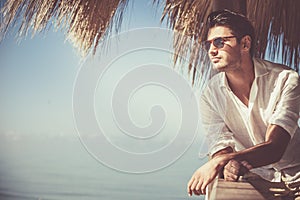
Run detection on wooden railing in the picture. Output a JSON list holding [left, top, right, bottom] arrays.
[[206, 173, 297, 200]]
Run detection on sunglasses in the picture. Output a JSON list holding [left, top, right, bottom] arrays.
[[204, 36, 237, 51]]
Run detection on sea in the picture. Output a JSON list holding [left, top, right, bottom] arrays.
[[0, 134, 206, 200]]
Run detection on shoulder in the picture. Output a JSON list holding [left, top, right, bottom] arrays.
[[200, 72, 228, 111], [254, 58, 299, 85], [207, 72, 224, 89], [202, 72, 224, 96]]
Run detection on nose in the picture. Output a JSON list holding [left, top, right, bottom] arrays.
[[209, 45, 218, 57]]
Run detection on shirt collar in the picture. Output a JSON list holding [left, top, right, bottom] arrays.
[[253, 58, 269, 78], [220, 72, 230, 90], [219, 58, 269, 90]]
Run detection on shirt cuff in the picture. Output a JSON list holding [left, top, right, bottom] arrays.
[[208, 140, 235, 157]]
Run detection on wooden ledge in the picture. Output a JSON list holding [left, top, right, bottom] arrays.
[[207, 177, 266, 200], [206, 173, 293, 200]]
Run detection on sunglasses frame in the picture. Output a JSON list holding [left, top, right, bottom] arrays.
[[204, 36, 237, 51]]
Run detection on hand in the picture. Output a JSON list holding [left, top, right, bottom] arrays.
[[223, 159, 240, 181], [187, 155, 228, 196], [223, 160, 252, 181]]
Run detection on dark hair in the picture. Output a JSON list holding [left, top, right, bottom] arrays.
[[205, 10, 255, 56]]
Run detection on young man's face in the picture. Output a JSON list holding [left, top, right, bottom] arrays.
[[206, 26, 242, 72]]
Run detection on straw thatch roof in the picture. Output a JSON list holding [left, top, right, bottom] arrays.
[[0, 0, 129, 55], [1, 0, 299, 82], [160, 0, 300, 82]]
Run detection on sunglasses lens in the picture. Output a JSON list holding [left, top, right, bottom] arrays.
[[204, 41, 211, 51], [213, 37, 224, 49], [204, 37, 225, 51]]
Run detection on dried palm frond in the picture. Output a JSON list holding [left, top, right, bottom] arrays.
[[159, 0, 213, 85], [247, 0, 300, 71], [1, 0, 299, 84], [160, 0, 300, 83], [0, 0, 129, 56]]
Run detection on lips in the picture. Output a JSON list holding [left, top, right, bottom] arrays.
[[211, 57, 221, 63]]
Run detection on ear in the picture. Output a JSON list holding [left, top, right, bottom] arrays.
[[241, 35, 251, 52]]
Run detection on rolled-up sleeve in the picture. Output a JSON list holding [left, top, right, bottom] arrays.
[[200, 91, 235, 156], [268, 71, 300, 138]]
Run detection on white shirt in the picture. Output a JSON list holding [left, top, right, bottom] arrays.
[[200, 58, 300, 182]]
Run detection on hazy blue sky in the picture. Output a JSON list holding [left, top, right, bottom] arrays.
[[1, 1, 298, 140], [0, 1, 172, 136]]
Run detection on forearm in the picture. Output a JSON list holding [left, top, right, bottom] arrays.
[[209, 143, 276, 174], [228, 141, 279, 168], [227, 125, 291, 168], [212, 125, 290, 170], [211, 147, 234, 178], [212, 146, 233, 159]]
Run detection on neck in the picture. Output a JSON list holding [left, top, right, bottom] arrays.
[[225, 56, 254, 107], [226, 56, 254, 89]]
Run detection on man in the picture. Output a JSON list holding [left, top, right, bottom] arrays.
[[187, 10, 300, 197]]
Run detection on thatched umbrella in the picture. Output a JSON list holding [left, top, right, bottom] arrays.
[[0, 0, 129, 55], [1, 0, 299, 83], [160, 0, 300, 83]]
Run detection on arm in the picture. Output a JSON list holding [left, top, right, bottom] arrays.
[[229, 124, 291, 168], [213, 147, 252, 181], [221, 124, 290, 181], [212, 146, 233, 158], [211, 147, 251, 181], [187, 88, 237, 196], [187, 124, 291, 196]]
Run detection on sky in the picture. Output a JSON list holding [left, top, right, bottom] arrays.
[[0, 0, 298, 140], [0, 1, 179, 137], [0, 0, 208, 177]]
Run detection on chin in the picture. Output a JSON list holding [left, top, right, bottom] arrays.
[[212, 64, 227, 71]]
